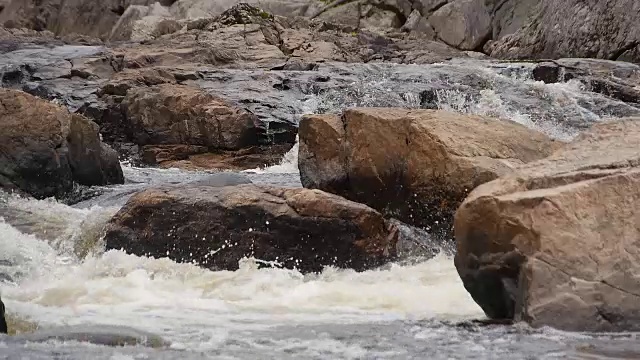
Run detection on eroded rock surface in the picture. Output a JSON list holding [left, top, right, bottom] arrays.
[[455, 118, 640, 332]]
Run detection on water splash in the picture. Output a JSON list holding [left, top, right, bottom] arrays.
[[244, 137, 300, 174]]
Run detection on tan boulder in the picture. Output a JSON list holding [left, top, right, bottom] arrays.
[[454, 118, 640, 332], [104, 184, 398, 273], [298, 108, 558, 237], [0, 89, 124, 199]]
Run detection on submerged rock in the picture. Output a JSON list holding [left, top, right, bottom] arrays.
[[298, 108, 559, 237], [0, 89, 124, 199], [12, 325, 169, 348], [455, 118, 640, 332], [104, 184, 399, 273]]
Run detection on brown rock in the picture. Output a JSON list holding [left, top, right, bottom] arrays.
[[104, 184, 398, 273], [299, 108, 559, 237], [142, 144, 292, 171], [0, 89, 123, 199], [98, 68, 177, 97], [298, 114, 347, 193], [454, 118, 640, 332], [122, 83, 259, 149]]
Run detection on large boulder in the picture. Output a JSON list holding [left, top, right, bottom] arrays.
[[109, 3, 175, 42], [428, 0, 492, 51], [122, 84, 259, 149], [114, 83, 286, 170], [490, 0, 640, 63], [0, 89, 124, 199], [454, 118, 640, 332], [298, 108, 559, 237], [104, 184, 398, 273]]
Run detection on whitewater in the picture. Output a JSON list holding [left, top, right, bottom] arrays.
[[1, 60, 640, 359]]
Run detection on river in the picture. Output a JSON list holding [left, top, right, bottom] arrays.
[[1, 57, 640, 359]]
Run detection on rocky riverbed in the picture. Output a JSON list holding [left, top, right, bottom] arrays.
[[1, 0, 640, 358]]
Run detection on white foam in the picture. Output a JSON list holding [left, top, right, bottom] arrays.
[[244, 137, 300, 174], [0, 214, 481, 349]]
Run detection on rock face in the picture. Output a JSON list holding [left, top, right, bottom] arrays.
[[454, 118, 640, 332], [0, 0, 169, 39], [490, 0, 640, 63], [104, 184, 398, 273], [3, 0, 637, 63], [298, 108, 558, 237], [0, 89, 124, 199]]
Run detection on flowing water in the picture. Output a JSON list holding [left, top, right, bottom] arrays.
[[2, 56, 640, 359]]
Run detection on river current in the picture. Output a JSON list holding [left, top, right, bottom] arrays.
[[1, 57, 640, 359]]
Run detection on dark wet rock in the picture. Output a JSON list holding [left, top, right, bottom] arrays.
[[0, 89, 124, 199], [0, 296, 7, 334], [104, 184, 399, 273], [389, 218, 452, 261], [531, 62, 561, 84], [532, 59, 640, 104], [298, 108, 559, 237], [455, 118, 640, 332], [588, 78, 640, 104]]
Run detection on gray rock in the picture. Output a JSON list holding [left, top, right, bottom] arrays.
[[170, 0, 318, 19], [428, 0, 492, 50], [317, 1, 361, 29], [415, 0, 449, 15], [401, 9, 435, 38], [185, 172, 252, 187], [490, 0, 640, 62], [489, 0, 539, 40]]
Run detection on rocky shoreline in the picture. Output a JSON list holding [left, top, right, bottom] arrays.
[[1, 0, 639, 342]]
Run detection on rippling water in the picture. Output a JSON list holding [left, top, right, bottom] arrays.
[[2, 58, 640, 359]]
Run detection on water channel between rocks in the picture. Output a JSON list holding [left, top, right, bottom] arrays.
[[1, 47, 640, 359]]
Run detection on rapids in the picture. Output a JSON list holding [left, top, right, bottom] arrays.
[[1, 58, 640, 359]]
